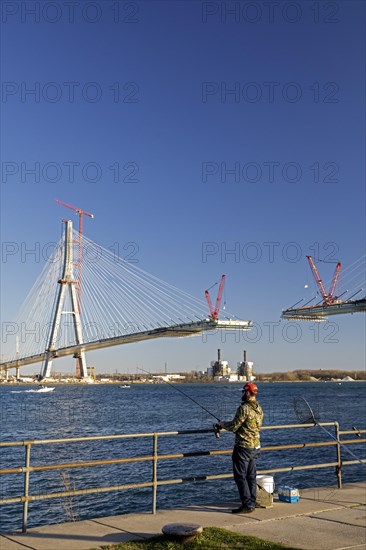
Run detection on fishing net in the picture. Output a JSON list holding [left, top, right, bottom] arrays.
[[293, 397, 318, 424]]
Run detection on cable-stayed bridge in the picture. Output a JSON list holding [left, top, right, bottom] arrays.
[[1, 220, 251, 379]]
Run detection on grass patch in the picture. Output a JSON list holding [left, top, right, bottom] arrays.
[[95, 526, 297, 549]]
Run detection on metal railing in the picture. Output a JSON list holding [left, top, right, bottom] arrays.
[[0, 423, 365, 533]]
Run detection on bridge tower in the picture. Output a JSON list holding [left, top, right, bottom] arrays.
[[15, 336, 20, 379], [39, 220, 87, 380]]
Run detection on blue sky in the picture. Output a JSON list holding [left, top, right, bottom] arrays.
[[1, 1, 365, 375]]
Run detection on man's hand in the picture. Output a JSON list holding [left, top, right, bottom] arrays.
[[213, 423, 222, 439], [219, 420, 226, 429]]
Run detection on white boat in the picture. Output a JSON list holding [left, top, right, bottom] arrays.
[[119, 385, 131, 388], [11, 386, 55, 393]]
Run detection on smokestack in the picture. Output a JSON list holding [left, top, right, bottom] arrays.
[[244, 350, 247, 362], [217, 349, 221, 361]]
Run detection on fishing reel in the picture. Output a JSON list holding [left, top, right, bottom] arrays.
[[213, 423, 222, 439]]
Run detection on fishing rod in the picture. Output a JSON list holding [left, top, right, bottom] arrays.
[[137, 367, 222, 438]]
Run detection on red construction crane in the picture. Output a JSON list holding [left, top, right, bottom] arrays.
[[205, 275, 226, 320], [306, 256, 341, 305]]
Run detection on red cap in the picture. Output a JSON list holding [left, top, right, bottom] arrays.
[[243, 382, 258, 395]]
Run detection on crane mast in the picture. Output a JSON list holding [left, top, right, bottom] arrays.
[[205, 275, 226, 320], [328, 262, 341, 300]]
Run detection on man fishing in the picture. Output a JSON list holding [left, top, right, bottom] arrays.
[[219, 382, 263, 514]]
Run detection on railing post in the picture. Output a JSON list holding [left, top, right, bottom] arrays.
[[22, 442, 32, 532], [152, 433, 158, 514], [335, 422, 342, 488]]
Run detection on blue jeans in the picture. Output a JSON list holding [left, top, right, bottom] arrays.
[[232, 445, 260, 509]]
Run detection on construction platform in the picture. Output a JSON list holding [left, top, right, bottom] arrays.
[[282, 298, 366, 321], [1, 482, 365, 550]]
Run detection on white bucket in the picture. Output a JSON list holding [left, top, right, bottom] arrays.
[[256, 475, 274, 494]]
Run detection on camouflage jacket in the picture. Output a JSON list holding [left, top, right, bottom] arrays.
[[223, 400, 263, 449]]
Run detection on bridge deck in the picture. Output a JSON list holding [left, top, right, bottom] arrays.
[[282, 298, 366, 321], [0, 319, 251, 370]]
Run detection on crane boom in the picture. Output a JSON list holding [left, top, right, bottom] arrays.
[[205, 274, 226, 320], [55, 199, 94, 218], [307, 256, 328, 301], [205, 290, 214, 319]]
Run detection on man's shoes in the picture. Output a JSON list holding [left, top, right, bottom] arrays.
[[231, 505, 255, 514]]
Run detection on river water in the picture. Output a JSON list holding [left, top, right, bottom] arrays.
[[1, 381, 365, 532]]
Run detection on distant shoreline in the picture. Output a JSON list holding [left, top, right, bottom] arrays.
[[1, 379, 365, 386], [2, 368, 365, 385]]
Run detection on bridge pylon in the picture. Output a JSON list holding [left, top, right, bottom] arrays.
[[39, 220, 87, 380]]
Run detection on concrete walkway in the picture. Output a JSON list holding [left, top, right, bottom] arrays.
[[1, 482, 365, 550]]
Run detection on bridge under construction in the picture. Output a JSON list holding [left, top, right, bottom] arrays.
[[1, 214, 252, 380], [1, 204, 365, 378], [282, 255, 366, 321]]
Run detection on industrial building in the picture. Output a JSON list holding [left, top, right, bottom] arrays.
[[207, 349, 256, 382]]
